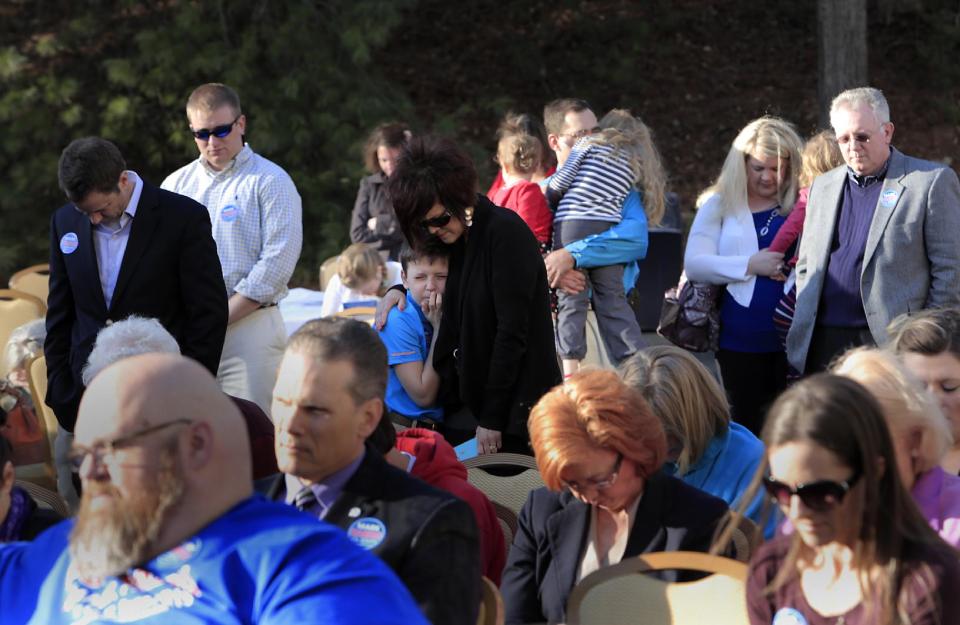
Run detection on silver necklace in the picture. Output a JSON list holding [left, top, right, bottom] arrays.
[[758, 208, 779, 238]]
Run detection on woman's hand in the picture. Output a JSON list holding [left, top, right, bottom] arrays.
[[422, 291, 443, 328], [544, 248, 576, 287], [747, 249, 785, 277], [476, 426, 503, 455], [375, 288, 406, 329]]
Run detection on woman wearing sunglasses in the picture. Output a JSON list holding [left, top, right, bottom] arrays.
[[502, 370, 730, 625], [383, 136, 560, 453], [747, 374, 960, 625], [832, 348, 960, 548]]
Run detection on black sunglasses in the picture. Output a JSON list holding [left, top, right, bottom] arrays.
[[762, 472, 861, 512], [191, 115, 240, 141], [419, 210, 453, 230]]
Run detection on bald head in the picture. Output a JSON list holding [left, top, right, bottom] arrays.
[[76, 354, 252, 542]]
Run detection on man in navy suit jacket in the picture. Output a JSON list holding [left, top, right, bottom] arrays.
[[44, 137, 228, 432]]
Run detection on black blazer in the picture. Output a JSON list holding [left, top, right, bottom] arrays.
[[349, 172, 404, 260], [501, 471, 730, 625], [260, 448, 481, 625], [434, 195, 561, 437], [44, 181, 228, 431]]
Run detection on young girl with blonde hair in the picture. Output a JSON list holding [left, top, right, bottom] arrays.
[[320, 242, 401, 317]]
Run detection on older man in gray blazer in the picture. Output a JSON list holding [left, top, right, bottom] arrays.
[[788, 87, 960, 374]]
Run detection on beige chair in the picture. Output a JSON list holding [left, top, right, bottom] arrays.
[[566, 551, 749, 625], [463, 453, 544, 517], [319, 255, 339, 291], [0, 289, 46, 379], [14, 354, 59, 491], [333, 306, 377, 326], [477, 575, 505, 625], [8, 264, 50, 305], [14, 479, 70, 518]]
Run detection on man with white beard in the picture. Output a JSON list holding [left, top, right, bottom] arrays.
[[0, 353, 426, 625]]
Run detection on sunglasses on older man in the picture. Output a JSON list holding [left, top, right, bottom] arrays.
[[419, 210, 453, 230], [191, 116, 240, 141], [762, 471, 860, 512]]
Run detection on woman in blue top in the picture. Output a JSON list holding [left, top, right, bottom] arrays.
[[684, 117, 804, 435], [620, 345, 774, 537]]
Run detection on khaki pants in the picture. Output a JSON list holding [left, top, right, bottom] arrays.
[[218, 306, 286, 416]]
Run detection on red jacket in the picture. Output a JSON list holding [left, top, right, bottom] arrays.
[[395, 428, 507, 584], [489, 180, 553, 245], [769, 186, 808, 266]]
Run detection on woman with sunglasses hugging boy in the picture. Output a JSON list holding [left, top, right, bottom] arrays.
[[744, 374, 960, 625]]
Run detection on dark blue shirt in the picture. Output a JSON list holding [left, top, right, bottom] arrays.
[[818, 168, 887, 328], [719, 207, 789, 353]]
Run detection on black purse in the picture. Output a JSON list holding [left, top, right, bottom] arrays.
[[657, 273, 723, 353]]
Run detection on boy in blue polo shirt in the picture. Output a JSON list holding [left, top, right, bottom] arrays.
[[379, 244, 449, 430]]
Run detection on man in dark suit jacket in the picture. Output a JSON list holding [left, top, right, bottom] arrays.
[[261, 317, 481, 625], [45, 137, 227, 432]]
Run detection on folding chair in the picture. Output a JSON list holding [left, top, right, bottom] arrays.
[[0, 289, 46, 379], [463, 453, 544, 517], [8, 264, 50, 306], [334, 306, 377, 326], [566, 551, 749, 625], [476, 575, 505, 625]]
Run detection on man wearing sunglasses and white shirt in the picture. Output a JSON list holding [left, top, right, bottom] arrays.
[[162, 83, 302, 414]]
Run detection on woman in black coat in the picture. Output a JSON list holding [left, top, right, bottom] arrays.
[[384, 136, 560, 454], [349, 123, 410, 261], [501, 370, 730, 625]]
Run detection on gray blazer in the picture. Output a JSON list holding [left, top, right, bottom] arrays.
[[787, 148, 960, 372]]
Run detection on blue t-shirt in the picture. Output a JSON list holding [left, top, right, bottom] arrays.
[[0, 496, 427, 625], [719, 207, 790, 352], [379, 298, 443, 421]]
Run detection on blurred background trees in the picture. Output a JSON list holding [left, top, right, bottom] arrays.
[[1, 0, 957, 286]]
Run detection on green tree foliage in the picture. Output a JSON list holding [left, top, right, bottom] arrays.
[[0, 0, 414, 284]]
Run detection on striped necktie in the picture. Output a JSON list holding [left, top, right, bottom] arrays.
[[294, 486, 317, 513]]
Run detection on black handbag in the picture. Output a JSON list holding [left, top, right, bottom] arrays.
[[657, 273, 723, 352]]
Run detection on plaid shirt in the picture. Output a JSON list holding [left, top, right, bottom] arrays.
[[162, 145, 302, 303]]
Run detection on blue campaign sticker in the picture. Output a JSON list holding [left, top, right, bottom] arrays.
[[221, 204, 239, 222], [346, 517, 387, 550], [60, 232, 79, 254], [772, 607, 808, 625], [880, 189, 899, 208]]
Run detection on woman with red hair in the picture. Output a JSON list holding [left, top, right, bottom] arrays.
[[501, 369, 730, 625]]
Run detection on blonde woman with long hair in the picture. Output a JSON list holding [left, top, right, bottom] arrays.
[[832, 347, 960, 547], [545, 108, 667, 377], [684, 116, 803, 435]]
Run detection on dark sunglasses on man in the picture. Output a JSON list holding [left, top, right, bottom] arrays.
[[762, 471, 861, 512], [191, 115, 241, 141]]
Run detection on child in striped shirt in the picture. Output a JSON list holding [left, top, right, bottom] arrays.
[[546, 109, 666, 376]]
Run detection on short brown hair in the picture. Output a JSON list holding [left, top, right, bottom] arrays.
[[386, 136, 478, 249], [286, 318, 387, 405], [363, 122, 411, 174], [528, 369, 667, 490], [186, 83, 242, 117], [543, 98, 591, 136]]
